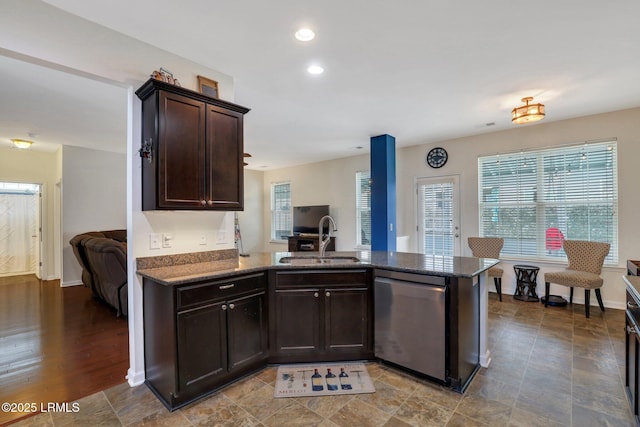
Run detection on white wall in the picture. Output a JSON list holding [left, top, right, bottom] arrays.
[[0, 147, 59, 280], [61, 145, 126, 285], [237, 169, 264, 254], [262, 154, 370, 252], [263, 108, 640, 309]]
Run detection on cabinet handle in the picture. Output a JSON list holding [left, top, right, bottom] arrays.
[[229, 303, 235, 310], [219, 284, 235, 290], [200, 200, 207, 206], [313, 292, 319, 298], [326, 291, 331, 297], [222, 304, 227, 311], [628, 301, 639, 309], [207, 200, 214, 206]]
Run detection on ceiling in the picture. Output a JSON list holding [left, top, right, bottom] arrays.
[[3, 1, 640, 169], [0, 54, 127, 154]]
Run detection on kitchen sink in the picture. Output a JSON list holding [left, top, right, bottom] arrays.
[[279, 256, 361, 265]]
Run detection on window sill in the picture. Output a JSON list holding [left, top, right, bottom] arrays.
[[269, 240, 288, 245]]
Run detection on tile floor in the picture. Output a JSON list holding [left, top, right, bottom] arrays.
[[12, 294, 634, 426]]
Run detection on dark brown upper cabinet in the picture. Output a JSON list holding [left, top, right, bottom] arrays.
[[136, 79, 250, 211]]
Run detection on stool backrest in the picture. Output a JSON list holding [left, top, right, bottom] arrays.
[[468, 237, 504, 259], [563, 240, 610, 275]]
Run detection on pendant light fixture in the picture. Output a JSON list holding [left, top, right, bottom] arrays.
[[511, 96, 545, 124], [11, 139, 33, 149]]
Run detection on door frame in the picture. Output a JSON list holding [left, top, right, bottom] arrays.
[[414, 175, 461, 256]]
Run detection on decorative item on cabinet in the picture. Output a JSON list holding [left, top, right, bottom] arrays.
[[197, 75, 219, 98], [135, 78, 250, 211], [151, 67, 181, 86]]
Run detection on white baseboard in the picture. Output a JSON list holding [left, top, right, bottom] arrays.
[[489, 288, 625, 310], [127, 368, 145, 387], [480, 350, 492, 368], [61, 280, 83, 287]]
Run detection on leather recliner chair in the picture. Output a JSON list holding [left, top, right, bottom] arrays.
[[69, 230, 126, 298], [83, 237, 128, 317]]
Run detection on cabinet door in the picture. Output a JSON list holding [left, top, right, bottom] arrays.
[[177, 301, 227, 393], [158, 91, 206, 208], [274, 289, 320, 355], [206, 104, 244, 210], [324, 287, 370, 354], [227, 291, 268, 371]]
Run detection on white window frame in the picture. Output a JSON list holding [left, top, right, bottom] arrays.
[[355, 171, 371, 248], [478, 140, 618, 264], [270, 181, 292, 242]]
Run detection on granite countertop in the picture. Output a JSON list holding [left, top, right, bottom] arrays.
[[137, 250, 499, 286], [624, 275, 640, 302]]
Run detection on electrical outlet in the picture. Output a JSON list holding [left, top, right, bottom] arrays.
[[199, 233, 207, 245], [162, 233, 173, 248], [217, 231, 226, 244], [149, 233, 161, 250]]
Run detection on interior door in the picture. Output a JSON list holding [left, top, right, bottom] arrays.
[[417, 176, 460, 256]]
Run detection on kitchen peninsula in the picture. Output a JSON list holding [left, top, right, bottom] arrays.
[[137, 250, 497, 410]]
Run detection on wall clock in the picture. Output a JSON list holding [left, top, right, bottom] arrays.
[[426, 147, 448, 168]]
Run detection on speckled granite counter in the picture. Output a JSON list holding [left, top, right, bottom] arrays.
[[136, 250, 498, 286]]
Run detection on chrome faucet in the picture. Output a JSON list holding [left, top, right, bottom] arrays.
[[318, 215, 337, 257]]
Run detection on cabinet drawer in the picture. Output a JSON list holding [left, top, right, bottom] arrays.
[[275, 269, 369, 288], [177, 273, 266, 310]]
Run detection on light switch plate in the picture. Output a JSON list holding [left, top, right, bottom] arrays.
[[162, 233, 173, 248], [149, 233, 161, 250]]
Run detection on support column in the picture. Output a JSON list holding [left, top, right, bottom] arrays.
[[370, 134, 396, 251]]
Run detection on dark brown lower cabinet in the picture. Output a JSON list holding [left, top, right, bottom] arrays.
[[269, 269, 373, 363], [626, 289, 640, 425], [144, 273, 267, 411], [176, 301, 227, 392]]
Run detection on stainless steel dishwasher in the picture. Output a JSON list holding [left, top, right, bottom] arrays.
[[374, 270, 447, 382]]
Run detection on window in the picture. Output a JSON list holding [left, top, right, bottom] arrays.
[[478, 141, 618, 263], [271, 182, 292, 241], [356, 171, 371, 247]]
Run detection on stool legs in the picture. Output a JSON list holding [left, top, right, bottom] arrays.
[[493, 277, 502, 302], [545, 284, 604, 318], [584, 289, 590, 318], [595, 288, 605, 312]]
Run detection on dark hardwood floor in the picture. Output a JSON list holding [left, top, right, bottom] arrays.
[[0, 275, 129, 426]]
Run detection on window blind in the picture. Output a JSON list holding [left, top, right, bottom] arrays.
[[356, 171, 371, 246], [478, 141, 618, 263], [418, 179, 454, 256], [271, 182, 291, 240]]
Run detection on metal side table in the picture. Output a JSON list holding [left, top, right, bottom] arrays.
[[513, 264, 540, 302]]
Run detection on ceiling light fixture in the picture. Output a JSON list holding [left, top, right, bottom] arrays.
[[511, 96, 545, 124], [307, 65, 324, 75], [11, 139, 33, 149], [295, 28, 315, 42]]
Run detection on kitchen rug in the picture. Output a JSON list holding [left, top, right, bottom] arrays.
[[274, 362, 375, 398]]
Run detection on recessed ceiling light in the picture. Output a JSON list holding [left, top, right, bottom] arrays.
[[307, 65, 324, 75], [295, 28, 315, 42]]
